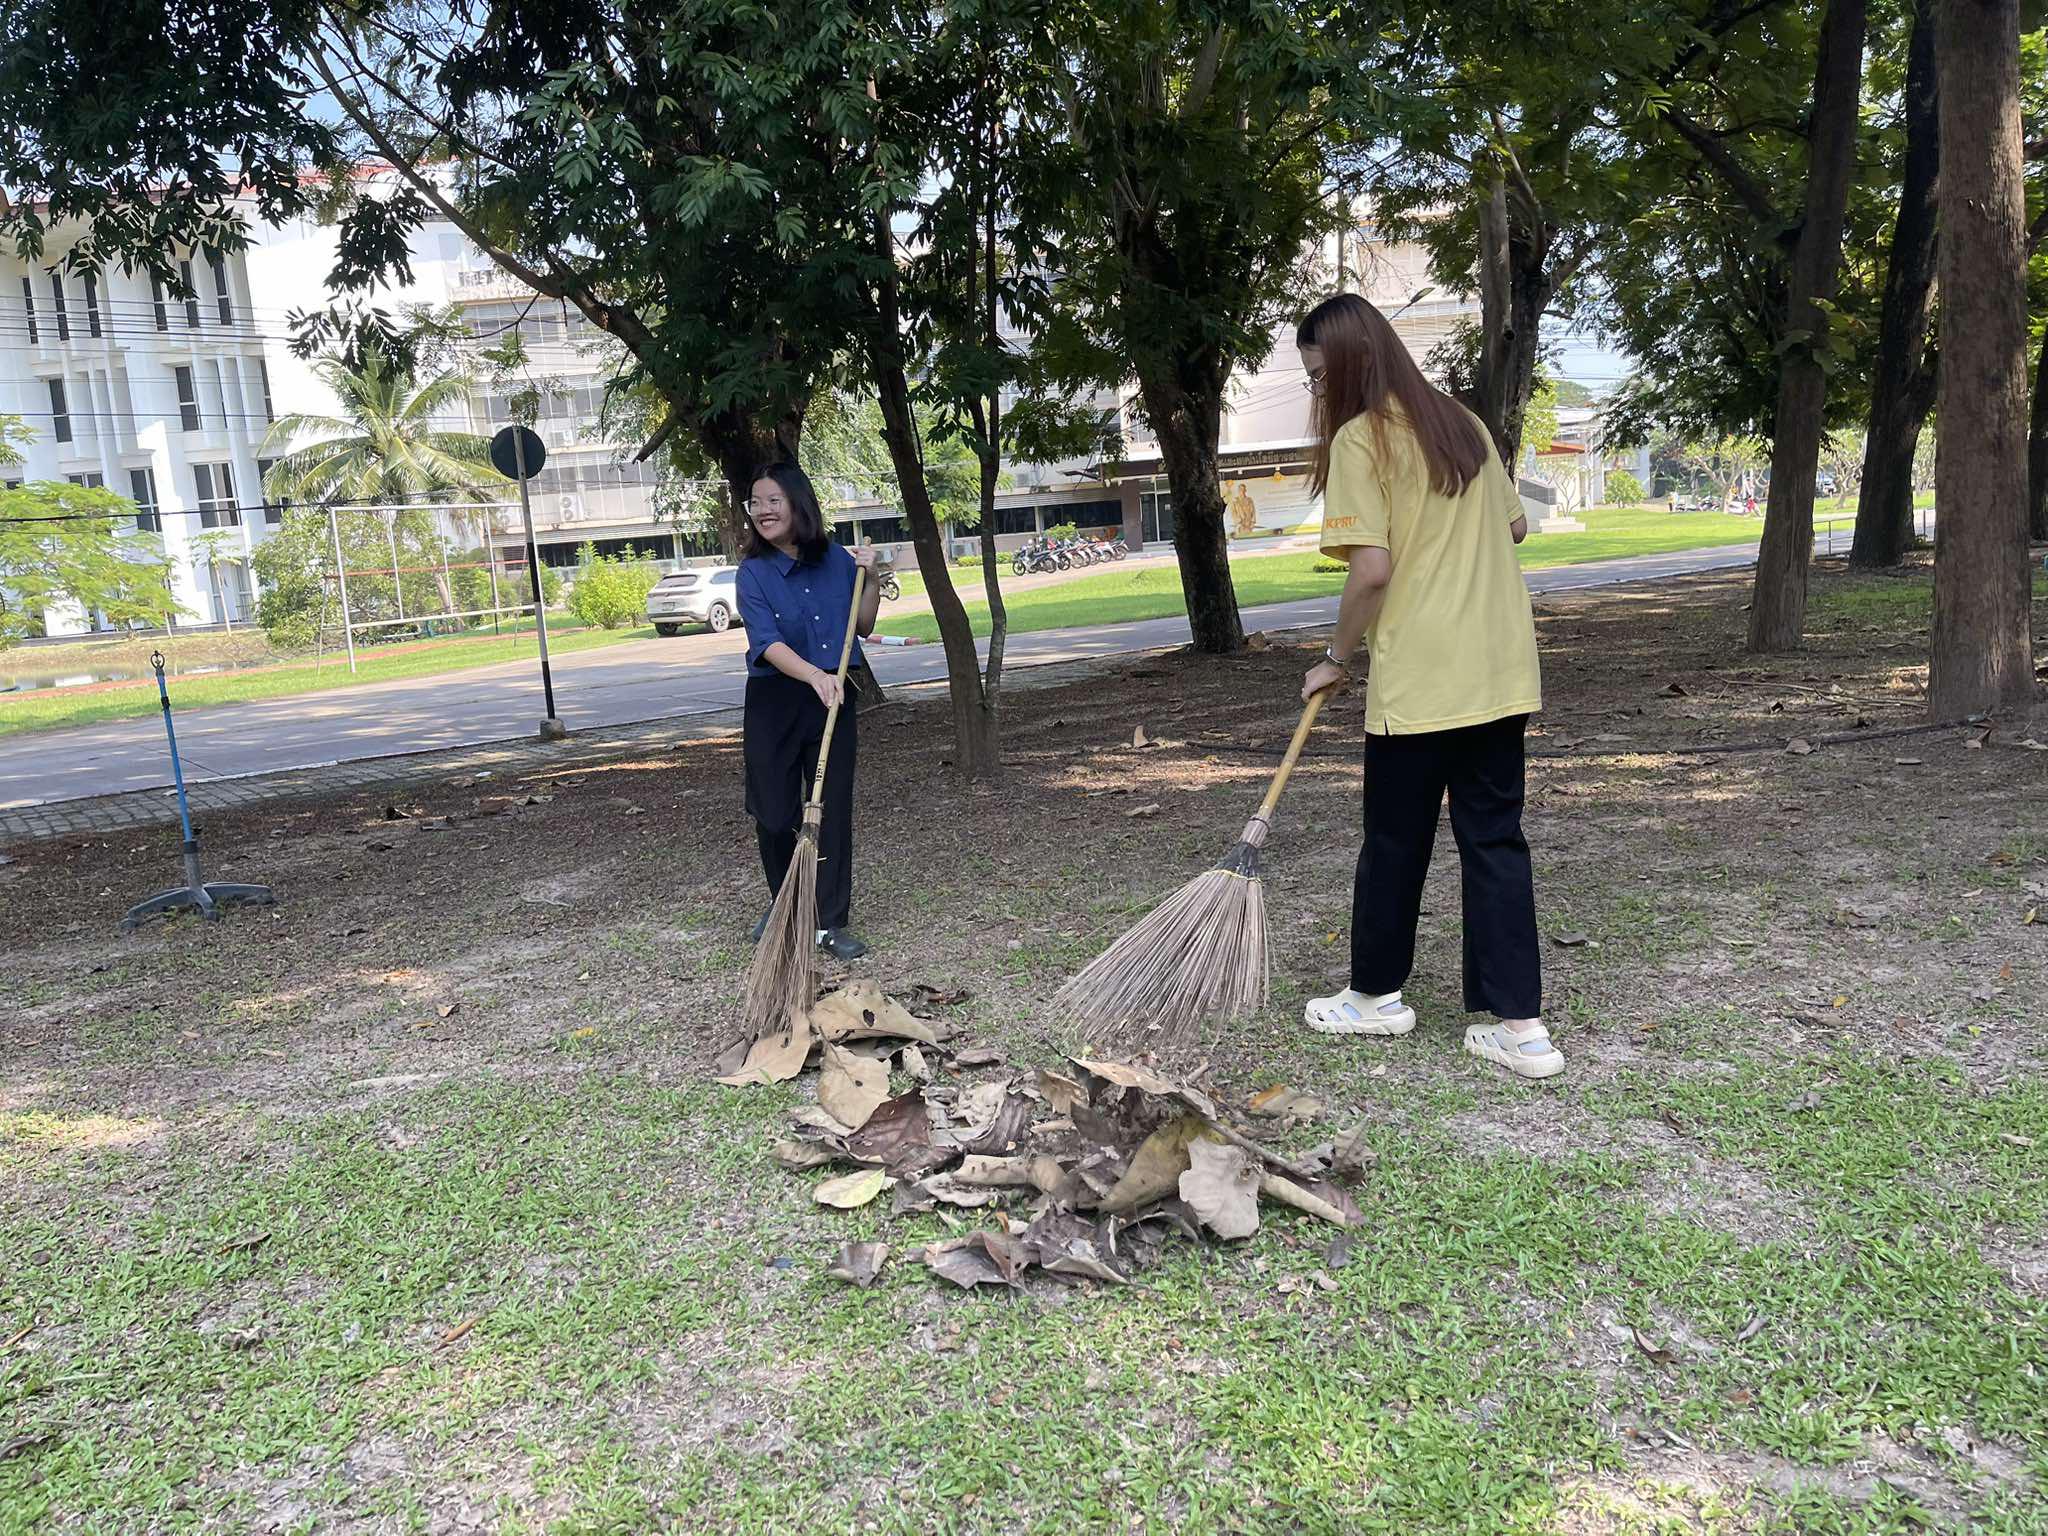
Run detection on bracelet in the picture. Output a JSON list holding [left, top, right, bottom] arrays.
[[1323, 647, 1355, 673]]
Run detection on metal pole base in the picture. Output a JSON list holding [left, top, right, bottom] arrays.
[[538, 717, 568, 741], [120, 881, 276, 932]]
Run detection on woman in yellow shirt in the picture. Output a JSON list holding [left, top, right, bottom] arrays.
[[1293, 293, 1561, 1080]]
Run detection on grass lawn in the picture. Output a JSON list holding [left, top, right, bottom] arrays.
[[3, 558, 2044, 1531], [878, 505, 1806, 643], [0, 618, 654, 738]]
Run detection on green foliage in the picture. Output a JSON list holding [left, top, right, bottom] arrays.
[[0, 481, 181, 647], [1045, 521, 1080, 542], [1523, 374, 1561, 457], [259, 346, 506, 508], [567, 543, 660, 630], [1603, 469, 1646, 505], [801, 391, 986, 528]]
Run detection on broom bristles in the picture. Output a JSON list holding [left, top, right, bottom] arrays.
[[1056, 816, 1271, 1059], [742, 825, 821, 1039]]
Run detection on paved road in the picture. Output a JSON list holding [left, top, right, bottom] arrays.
[[0, 540, 1769, 809]]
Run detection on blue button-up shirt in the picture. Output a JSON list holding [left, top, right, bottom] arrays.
[[736, 543, 865, 678]]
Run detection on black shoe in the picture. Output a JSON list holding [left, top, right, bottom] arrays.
[[818, 927, 868, 961], [752, 907, 771, 942]]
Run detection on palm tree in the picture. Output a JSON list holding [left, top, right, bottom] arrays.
[[260, 347, 508, 621]]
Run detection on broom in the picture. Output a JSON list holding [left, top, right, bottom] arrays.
[[1056, 685, 1334, 1057], [741, 565, 868, 1040]]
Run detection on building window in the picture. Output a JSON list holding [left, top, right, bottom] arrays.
[[48, 273, 68, 342], [48, 379, 71, 444], [67, 472, 105, 489], [83, 272, 102, 338], [151, 276, 168, 331], [173, 365, 200, 432], [194, 463, 238, 528], [19, 277, 35, 344], [179, 259, 200, 327], [130, 467, 161, 533], [256, 457, 286, 525], [258, 358, 275, 423], [211, 255, 232, 325]]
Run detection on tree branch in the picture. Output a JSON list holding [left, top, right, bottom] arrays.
[[1663, 106, 1783, 226]]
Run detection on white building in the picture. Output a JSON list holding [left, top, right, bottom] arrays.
[[1, 230, 285, 630]]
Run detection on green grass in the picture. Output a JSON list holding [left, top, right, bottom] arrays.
[[876, 506, 1797, 643], [0, 620, 654, 737], [6, 1061, 2044, 1533]]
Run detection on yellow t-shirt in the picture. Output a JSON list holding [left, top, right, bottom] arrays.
[[1318, 407, 1542, 735]]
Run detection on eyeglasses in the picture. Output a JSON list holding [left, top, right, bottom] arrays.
[[744, 498, 787, 518], [1301, 367, 1328, 396]]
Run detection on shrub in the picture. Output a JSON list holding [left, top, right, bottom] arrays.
[[567, 543, 660, 629], [1046, 521, 1079, 541], [1313, 559, 1346, 574], [1604, 470, 1646, 506]]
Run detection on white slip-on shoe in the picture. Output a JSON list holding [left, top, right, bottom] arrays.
[[1464, 1019, 1565, 1080], [1305, 988, 1417, 1037]]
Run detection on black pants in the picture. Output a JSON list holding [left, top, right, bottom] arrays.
[[744, 674, 857, 930], [1351, 714, 1541, 1019]]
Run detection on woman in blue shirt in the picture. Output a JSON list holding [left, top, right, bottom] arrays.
[[735, 463, 880, 960]]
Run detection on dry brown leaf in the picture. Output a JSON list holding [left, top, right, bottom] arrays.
[[813, 1168, 892, 1209], [1628, 1325, 1680, 1367], [771, 1139, 836, 1172], [716, 1022, 814, 1087], [811, 983, 943, 1046], [1125, 803, 1162, 819], [435, 1317, 479, 1349], [1181, 1138, 1261, 1240], [918, 1174, 1000, 1209], [1074, 1057, 1179, 1096], [1735, 1314, 1767, 1344], [923, 1232, 1024, 1288], [900, 1044, 931, 1082], [1248, 1085, 1325, 1122], [1098, 1116, 1204, 1214], [827, 1241, 891, 1288], [908, 983, 973, 1007], [1551, 931, 1595, 948], [1785, 737, 1814, 756], [954, 1046, 1006, 1069], [1037, 1070, 1090, 1115], [957, 1086, 1032, 1156], [217, 1232, 270, 1255], [1131, 725, 1153, 749], [436, 1002, 459, 1019], [955, 1155, 1038, 1188], [818, 1042, 890, 1131]]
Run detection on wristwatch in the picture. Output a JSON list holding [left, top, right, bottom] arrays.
[[1323, 646, 1355, 673]]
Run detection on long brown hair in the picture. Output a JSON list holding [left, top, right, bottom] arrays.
[[1297, 293, 1490, 498]]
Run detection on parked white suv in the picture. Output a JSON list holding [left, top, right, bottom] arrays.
[[647, 567, 741, 636]]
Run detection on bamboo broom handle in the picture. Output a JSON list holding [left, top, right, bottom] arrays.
[[804, 564, 868, 816], [1251, 686, 1333, 825]]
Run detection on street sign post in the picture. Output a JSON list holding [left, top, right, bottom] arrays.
[[490, 424, 564, 740]]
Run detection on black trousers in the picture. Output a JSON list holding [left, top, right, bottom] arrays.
[[744, 674, 857, 930], [1351, 714, 1541, 1019]]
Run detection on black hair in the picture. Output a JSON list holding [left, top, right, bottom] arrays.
[[743, 462, 832, 563]]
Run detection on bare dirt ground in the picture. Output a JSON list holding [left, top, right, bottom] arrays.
[[2, 556, 2045, 1534]]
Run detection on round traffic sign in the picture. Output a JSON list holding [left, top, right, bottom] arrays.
[[490, 425, 548, 481]]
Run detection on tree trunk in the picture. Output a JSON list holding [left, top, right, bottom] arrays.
[[703, 402, 802, 557], [1929, 0, 2034, 719], [869, 216, 1000, 776], [2028, 318, 2048, 542], [1747, 0, 1869, 651], [1852, 0, 1940, 569], [1135, 364, 1243, 654], [1472, 174, 1554, 467]]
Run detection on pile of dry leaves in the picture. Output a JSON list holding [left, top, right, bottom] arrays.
[[716, 983, 1374, 1291]]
